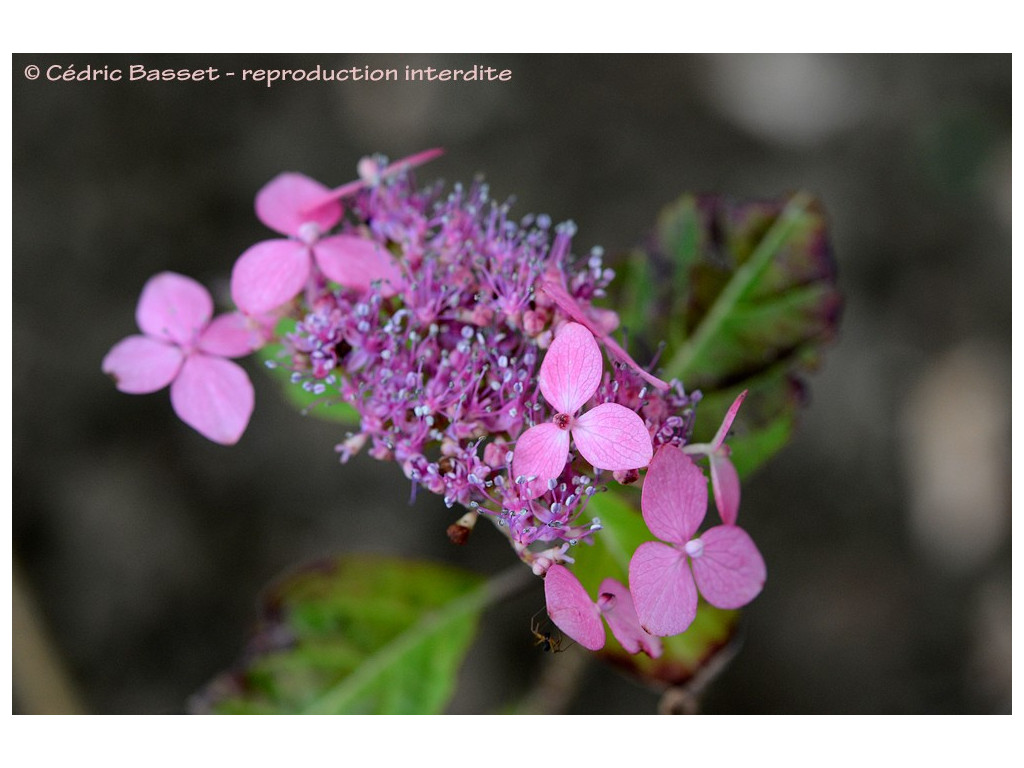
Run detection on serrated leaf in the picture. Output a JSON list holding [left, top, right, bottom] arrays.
[[569, 490, 739, 687], [259, 317, 360, 426], [618, 192, 841, 478], [191, 555, 488, 714]]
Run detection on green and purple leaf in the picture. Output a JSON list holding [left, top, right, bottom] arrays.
[[191, 556, 489, 714], [617, 191, 841, 477]]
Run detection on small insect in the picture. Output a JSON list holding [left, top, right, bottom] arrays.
[[530, 608, 573, 653]]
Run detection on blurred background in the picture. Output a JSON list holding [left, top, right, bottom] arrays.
[[12, 53, 1011, 714]]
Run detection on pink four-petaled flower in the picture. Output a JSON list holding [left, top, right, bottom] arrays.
[[512, 322, 653, 498], [544, 564, 662, 657], [230, 173, 403, 315], [102, 272, 260, 445], [628, 444, 765, 637], [231, 149, 444, 316]]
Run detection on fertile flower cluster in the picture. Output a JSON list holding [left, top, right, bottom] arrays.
[[103, 150, 765, 656]]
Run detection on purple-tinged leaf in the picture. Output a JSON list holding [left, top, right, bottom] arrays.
[[191, 555, 488, 715]]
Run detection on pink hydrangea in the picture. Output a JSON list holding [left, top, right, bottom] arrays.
[[512, 322, 653, 498], [628, 444, 765, 637], [544, 564, 661, 657], [102, 271, 260, 444]]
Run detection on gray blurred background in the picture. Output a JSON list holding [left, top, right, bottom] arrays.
[[12, 53, 1011, 714]]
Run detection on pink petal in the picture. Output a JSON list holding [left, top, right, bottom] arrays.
[[572, 403, 653, 471], [380, 147, 445, 178], [302, 148, 445, 212], [313, 235, 404, 297], [710, 452, 741, 525], [689, 525, 766, 609], [198, 312, 263, 358], [711, 390, 748, 450], [255, 172, 342, 238], [641, 445, 707, 544], [102, 335, 183, 394], [544, 565, 604, 652], [628, 541, 698, 637], [511, 423, 570, 499], [538, 275, 669, 391], [230, 239, 310, 315], [170, 353, 254, 445], [539, 322, 603, 415], [136, 272, 213, 347], [597, 579, 662, 658]]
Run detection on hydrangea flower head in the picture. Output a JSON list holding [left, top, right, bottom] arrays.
[[104, 152, 769, 661], [629, 443, 765, 637], [544, 564, 661, 657], [512, 322, 653, 498], [102, 271, 259, 444]]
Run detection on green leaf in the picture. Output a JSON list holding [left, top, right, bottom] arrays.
[[569, 490, 739, 687], [617, 192, 841, 477], [191, 555, 491, 714], [259, 318, 360, 426]]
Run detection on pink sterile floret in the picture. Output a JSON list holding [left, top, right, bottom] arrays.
[[230, 172, 403, 316], [544, 564, 662, 657], [628, 444, 765, 637], [102, 271, 260, 445], [512, 323, 653, 499]]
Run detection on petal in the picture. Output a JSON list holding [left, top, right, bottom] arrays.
[[300, 148, 445, 213], [380, 147, 445, 178], [539, 322, 603, 415], [628, 541, 697, 637], [255, 172, 341, 237], [538, 275, 669, 391], [573, 403, 653, 471], [641, 445, 707, 544], [198, 312, 264, 358], [314, 235, 404, 297], [710, 452, 741, 525], [102, 335, 183, 394], [544, 565, 604, 652], [689, 526, 766, 610], [170, 353, 254, 445], [511, 423, 570, 499], [230, 239, 310, 315], [711, 390, 748, 450], [597, 578, 662, 658], [136, 272, 213, 346]]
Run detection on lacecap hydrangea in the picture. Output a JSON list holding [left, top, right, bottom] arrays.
[[103, 150, 765, 656]]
